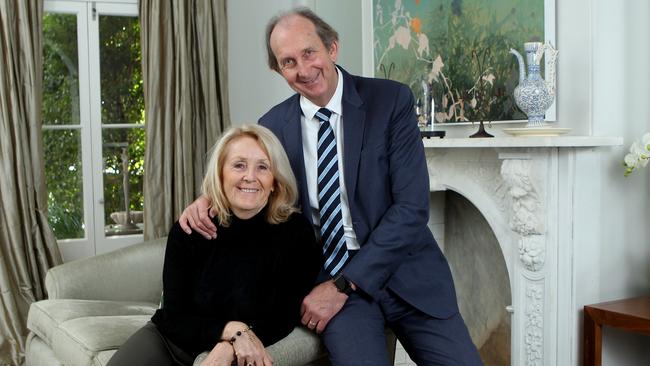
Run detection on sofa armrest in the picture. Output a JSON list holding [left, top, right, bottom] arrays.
[[45, 237, 167, 303]]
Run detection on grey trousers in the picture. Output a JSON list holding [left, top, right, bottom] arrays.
[[107, 322, 194, 366]]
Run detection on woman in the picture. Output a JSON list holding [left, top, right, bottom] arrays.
[[108, 125, 322, 366]]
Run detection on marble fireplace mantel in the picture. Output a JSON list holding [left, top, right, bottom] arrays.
[[423, 136, 622, 366], [423, 136, 622, 149]]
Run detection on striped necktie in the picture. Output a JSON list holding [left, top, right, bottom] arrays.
[[315, 108, 349, 276]]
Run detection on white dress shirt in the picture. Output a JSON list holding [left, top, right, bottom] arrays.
[[299, 67, 360, 250]]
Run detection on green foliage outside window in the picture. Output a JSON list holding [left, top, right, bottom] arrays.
[[43, 13, 83, 239], [99, 15, 145, 228]]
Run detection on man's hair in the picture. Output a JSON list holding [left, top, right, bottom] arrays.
[[202, 124, 299, 226], [265, 7, 339, 72]]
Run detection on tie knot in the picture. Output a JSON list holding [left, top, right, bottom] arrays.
[[315, 108, 332, 123]]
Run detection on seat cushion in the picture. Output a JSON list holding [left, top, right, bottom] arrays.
[[25, 332, 64, 366], [27, 299, 156, 348], [52, 315, 151, 366]]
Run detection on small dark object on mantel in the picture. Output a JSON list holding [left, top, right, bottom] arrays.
[[421, 131, 446, 139], [469, 121, 494, 138]]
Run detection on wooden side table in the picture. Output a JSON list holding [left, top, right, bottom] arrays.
[[583, 296, 650, 366]]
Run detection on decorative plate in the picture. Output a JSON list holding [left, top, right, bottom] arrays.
[[503, 127, 571, 137]]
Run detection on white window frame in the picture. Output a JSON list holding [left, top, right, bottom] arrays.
[[44, 0, 142, 261]]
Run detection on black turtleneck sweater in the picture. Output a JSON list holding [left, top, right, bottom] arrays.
[[151, 209, 321, 358]]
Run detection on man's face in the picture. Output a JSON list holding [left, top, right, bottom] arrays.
[[269, 15, 339, 107]]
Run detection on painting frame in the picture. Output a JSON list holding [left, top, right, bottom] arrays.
[[361, 0, 557, 125]]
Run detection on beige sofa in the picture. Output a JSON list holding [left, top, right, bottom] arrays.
[[24, 237, 331, 366]]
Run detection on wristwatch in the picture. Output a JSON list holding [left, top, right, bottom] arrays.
[[332, 273, 354, 295]]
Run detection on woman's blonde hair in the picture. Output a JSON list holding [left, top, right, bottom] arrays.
[[201, 124, 299, 226]]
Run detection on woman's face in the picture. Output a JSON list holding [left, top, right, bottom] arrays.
[[222, 136, 275, 219]]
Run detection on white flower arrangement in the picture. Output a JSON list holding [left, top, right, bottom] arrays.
[[623, 132, 650, 176]]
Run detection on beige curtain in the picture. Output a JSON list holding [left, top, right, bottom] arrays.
[[140, 0, 230, 240], [0, 0, 63, 364]]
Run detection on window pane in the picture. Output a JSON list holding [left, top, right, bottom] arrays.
[[103, 127, 145, 236], [43, 13, 79, 126], [99, 15, 144, 125], [44, 129, 85, 239]]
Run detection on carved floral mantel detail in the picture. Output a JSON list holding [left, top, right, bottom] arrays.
[[525, 284, 544, 366], [501, 154, 548, 366], [501, 158, 546, 272]]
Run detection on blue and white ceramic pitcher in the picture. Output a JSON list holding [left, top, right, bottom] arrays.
[[510, 41, 558, 127]]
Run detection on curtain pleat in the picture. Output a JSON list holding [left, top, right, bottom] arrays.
[[140, 0, 230, 240], [0, 0, 63, 364]]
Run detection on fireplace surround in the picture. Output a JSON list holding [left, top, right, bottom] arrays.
[[423, 136, 621, 365]]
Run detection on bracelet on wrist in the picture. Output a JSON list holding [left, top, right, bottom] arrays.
[[223, 324, 253, 344]]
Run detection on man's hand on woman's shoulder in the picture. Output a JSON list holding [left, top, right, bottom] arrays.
[[179, 195, 218, 239]]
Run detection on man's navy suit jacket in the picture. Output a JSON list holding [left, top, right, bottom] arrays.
[[260, 67, 458, 319]]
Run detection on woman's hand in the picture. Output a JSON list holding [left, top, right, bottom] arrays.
[[201, 341, 235, 366], [179, 195, 218, 239], [223, 322, 273, 366], [232, 330, 273, 366]]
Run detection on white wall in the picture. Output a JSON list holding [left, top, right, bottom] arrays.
[[591, 0, 650, 365], [227, 1, 650, 364], [227, 0, 296, 126]]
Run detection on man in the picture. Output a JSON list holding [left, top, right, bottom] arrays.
[[180, 7, 481, 366]]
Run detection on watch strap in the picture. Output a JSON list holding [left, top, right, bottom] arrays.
[[333, 273, 353, 295]]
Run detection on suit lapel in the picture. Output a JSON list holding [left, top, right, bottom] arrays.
[[281, 100, 313, 225], [340, 69, 365, 207]]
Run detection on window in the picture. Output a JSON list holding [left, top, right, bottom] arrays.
[[43, 0, 144, 260]]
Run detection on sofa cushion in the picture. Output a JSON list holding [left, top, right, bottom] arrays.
[[27, 299, 156, 348], [52, 315, 150, 366], [93, 350, 117, 366]]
